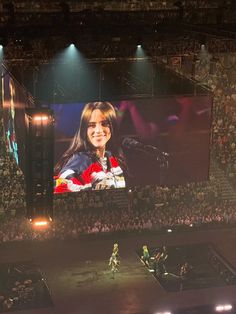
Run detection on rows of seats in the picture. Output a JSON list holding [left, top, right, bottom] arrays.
[[0, 48, 236, 241]]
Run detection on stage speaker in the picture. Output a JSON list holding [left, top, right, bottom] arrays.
[[25, 108, 54, 221]]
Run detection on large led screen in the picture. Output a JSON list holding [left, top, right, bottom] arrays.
[[2, 66, 34, 172], [52, 95, 212, 193]]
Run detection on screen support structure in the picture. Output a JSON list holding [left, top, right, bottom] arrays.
[[25, 108, 54, 222]]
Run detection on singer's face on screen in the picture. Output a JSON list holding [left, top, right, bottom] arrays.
[[87, 109, 111, 154]]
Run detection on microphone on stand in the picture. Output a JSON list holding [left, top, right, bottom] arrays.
[[122, 137, 169, 160]]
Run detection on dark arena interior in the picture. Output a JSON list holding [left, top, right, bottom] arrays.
[[1, 1, 236, 314]]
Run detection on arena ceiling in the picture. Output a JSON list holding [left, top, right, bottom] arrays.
[[0, 1, 234, 103], [1, 0, 236, 63]]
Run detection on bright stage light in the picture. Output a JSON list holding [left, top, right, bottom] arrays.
[[33, 115, 49, 122], [34, 221, 48, 227], [224, 305, 233, 311], [0, 45, 3, 62], [134, 43, 148, 59], [215, 304, 233, 312], [30, 216, 52, 229], [69, 43, 75, 48], [32, 115, 50, 125], [216, 306, 224, 312]]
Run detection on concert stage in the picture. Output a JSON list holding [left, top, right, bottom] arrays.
[[137, 243, 236, 292], [0, 227, 236, 314]]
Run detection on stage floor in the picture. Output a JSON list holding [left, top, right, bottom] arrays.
[[0, 227, 236, 314]]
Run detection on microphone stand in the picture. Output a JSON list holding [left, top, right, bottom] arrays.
[[134, 146, 169, 185], [148, 147, 169, 186], [159, 155, 169, 186]]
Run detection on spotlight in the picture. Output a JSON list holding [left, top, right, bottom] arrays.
[[32, 115, 50, 126], [30, 216, 52, 229], [137, 44, 142, 48], [33, 115, 49, 122], [34, 221, 48, 227], [167, 229, 172, 233], [215, 304, 233, 312], [0, 45, 3, 49]]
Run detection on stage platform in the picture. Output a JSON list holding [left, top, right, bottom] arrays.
[[0, 227, 236, 314]]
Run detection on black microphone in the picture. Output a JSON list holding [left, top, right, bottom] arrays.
[[122, 137, 169, 158]]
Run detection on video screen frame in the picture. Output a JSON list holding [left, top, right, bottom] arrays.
[[51, 94, 213, 194]]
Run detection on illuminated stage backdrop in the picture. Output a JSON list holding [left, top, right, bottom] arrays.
[[2, 66, 34, 172]]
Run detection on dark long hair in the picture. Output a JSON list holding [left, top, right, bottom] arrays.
[[55, 102, 125, 174]]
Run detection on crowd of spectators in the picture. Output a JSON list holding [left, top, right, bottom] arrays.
[[194, 54, 236, 188], [0, 135, 26, 217], [1, 42, 236, 243], [2, 0, 236, 62], [0, 1, 231, 12], [0, 174, 235, 243], [211, 65, 236, 188], [2, 199, 236, 243], [170, 47, 236, 189]]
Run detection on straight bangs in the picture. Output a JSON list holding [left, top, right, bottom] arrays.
[[79, 102, 119, 153]]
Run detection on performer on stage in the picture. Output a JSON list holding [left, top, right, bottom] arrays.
[[108, 243, 120, 278], [141, 245, 150, 268], [109, 253, 120, 279], [153, 246, 168, 277], [161, 246, 168, 264], [179, 261, 194, 290], [112, 243, 119, 258], [180, 262, 193, 280]]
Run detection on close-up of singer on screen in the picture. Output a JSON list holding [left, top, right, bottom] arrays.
[[54, 102, 127, 193], [53, 96, 211, 192]]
